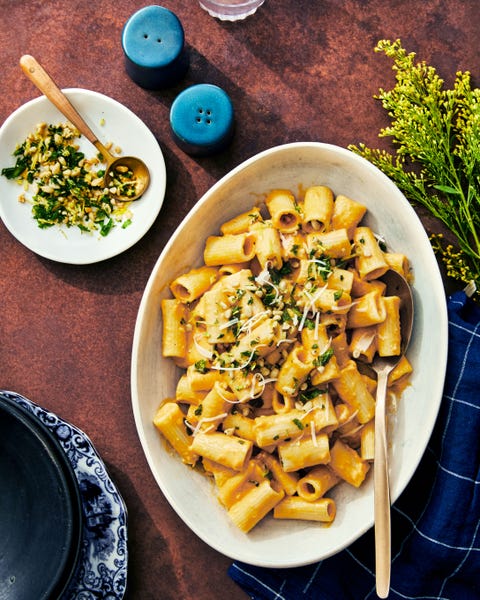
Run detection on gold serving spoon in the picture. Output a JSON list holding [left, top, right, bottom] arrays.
[[20, 54, 150, 201], [372, 269, 414, 598]]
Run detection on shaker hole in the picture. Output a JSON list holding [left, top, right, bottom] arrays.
[[157, 38, 162, 43], [143, 33, 149, 39]]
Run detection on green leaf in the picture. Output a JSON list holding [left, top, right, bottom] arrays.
[[432, 184, 461, 195], [100, 218, 114, 237]]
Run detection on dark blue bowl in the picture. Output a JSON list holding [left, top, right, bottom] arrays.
[[0, 392, 83, 600]]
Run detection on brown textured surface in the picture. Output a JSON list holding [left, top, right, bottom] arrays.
[[0, 1, 478, 598]]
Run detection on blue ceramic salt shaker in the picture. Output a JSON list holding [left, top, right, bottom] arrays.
[[170, 84, 235, 156], [121, 5, 188, 89]]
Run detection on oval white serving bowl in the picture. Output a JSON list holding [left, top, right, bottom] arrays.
[[131, 142, 448, 568]]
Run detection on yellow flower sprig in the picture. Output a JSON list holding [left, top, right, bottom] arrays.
[[349, 39, 480, 299]]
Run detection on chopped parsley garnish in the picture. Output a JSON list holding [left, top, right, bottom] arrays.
[[313, 348, 334, 367], [263, 288, 277, 306], [1, 122, 134, 235], [299, 387, 326, 403], [194, 359, 208, 373], [269, 261, 293, 284]]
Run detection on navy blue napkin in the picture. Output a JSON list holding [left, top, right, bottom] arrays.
[[229, 291, 480, 599]]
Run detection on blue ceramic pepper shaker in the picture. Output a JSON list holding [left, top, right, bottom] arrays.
[[170, 84, 235, 156], [121, 5, 188, 89]]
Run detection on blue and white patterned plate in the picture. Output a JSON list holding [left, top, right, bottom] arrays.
[[1, 391, 128, 599]]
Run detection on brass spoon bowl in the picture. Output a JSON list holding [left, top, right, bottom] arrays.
[[20, 55, 150, 201], [372, 269, 414, 598]]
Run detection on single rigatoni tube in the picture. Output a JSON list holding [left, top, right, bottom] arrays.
[[175, 374, 207, 405], [220, 206, 262, 235], [191, 381, 234, 431], [309, 398, 339, 431], [161, 298, 187, 358], [331, 360, 376, 423], [185, 364, 222, 391], [302, 185, 334, 233], [191, 431, 253, 471], [170, 266, 218, 302], [254, 410, 309, 447], [273, 495, 336, 522], [278, 434, 330, 472], [307, 228, 352, 259], [354, 226, 389, 281], [204, 232, 256, 266], [384, 251, 410, 277], [297, 465, 340, 501], [310, 355, 341, 386], [360, 419, 375, 461], [276, 346, 312, 396], [328, 267, 354, 293], [388, 355, 413, 384], [309, 287, 352, 314], [331, 194, 367, 237], [222, 413, 256, 442], [265, 189, 301, 233], [349, 325, 378, 362], [346, 289, 387, 328], [228, 480, 285, 532], [252, 223, 283, 269], [329, 438, 370, 488], [153, 402, 198, 466], [377, 295, 401, 356]]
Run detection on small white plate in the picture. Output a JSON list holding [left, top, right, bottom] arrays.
[[131, 142, 448, 568], [0, 89, 166, 264]]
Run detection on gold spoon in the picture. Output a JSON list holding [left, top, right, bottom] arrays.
[[19, 54, 150, 201], [372, 269, 414, 599]]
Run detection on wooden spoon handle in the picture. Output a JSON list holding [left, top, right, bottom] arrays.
[[374, 369, 391, 598], [20, 55, 100, 147]]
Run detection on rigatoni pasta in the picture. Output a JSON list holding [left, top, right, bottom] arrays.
[[154, 184, 412, 533], [302, 185, 334, 233]]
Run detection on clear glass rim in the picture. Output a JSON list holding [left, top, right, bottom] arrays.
[[199, 0, 265, 20]]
